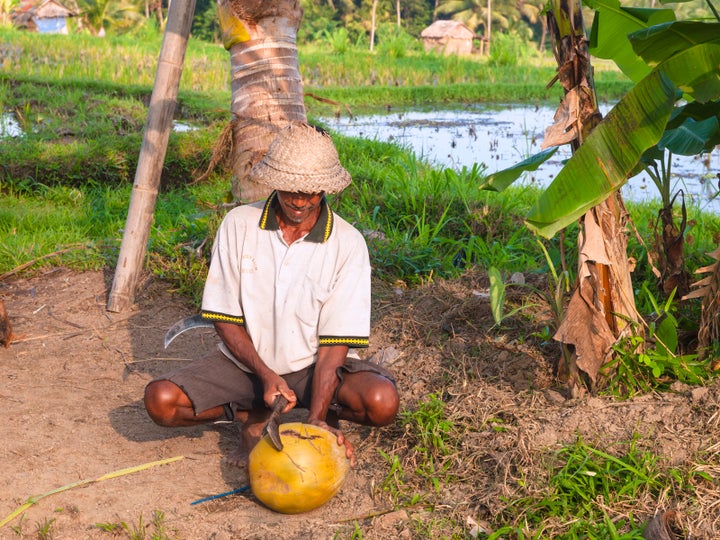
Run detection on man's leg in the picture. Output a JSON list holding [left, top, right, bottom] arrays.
[[145, 378, 271, 468], [143, 351, 267, 468], [334, 371, 399, 427], [144, 379, 227, 426]]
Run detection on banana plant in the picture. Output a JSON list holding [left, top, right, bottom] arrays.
[[542, 0, 641, 395], [483, 4, 720, 236], [640, 101, 720, 298], [531, 1, 720, 361], [525, 8, 720, 236], [482, 0, 720, 390]]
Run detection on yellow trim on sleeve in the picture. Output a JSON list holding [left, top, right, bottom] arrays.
[[318, 336, 370, 348], [201, 311, 245, 326]]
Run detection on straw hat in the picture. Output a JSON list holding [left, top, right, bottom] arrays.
[[249, 122, 352, 194]]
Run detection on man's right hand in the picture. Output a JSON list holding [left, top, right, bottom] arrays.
[[263, 375, 296, 413], [213, 322, 296, 412]]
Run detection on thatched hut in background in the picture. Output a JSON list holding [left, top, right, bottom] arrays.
[[12, 0, 76, 34], [420, 20, 475, 56]]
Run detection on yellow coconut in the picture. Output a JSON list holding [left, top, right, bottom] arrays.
[[248, 422, 350, 514]]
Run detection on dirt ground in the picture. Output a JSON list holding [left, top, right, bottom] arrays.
[[1, 268, 719, 539]]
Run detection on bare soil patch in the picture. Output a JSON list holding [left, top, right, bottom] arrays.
[[1, 268, 718, 539]]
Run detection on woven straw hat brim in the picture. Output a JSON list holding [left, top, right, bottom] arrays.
[[249, 123, 352, 194]]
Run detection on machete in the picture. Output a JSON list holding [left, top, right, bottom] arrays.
[[164, 314, 215, 349], [262, 395, 289, 451]]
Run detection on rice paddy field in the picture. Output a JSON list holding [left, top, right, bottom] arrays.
[[1, 27, 719, 540]]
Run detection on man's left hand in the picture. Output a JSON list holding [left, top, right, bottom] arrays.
[[306, 419, 355, 467]]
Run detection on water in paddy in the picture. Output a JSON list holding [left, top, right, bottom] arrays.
[[319, 104, 720, 214]]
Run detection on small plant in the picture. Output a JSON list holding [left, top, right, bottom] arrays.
[[35, 517, 56, 540], [604, 283, 711, 395], [347, 521, 364, 540], [377, 448, 407, 503], [486, 436, 672, 538], [323, 27, 350, 55], [489, 237, 571, 330], [375, 396, 457, 507], [375, 25, 419, 59], [489, 31, 530, 67], [95, 511, 174, 540], [398, 394, 457, 495], [400, 393, 455, 459]]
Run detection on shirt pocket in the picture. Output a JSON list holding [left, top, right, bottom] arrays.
[[295, 276, 331, 327]]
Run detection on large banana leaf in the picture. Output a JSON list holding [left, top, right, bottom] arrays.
[[526, 43, 720, 238], [586, 0, 675, 82], [659, 116, 719, 155], [525, 70, 678, 237], [479, 148, 558, 192], [629, 21, 720, 68]]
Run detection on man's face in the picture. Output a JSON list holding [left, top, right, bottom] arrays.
[[276, 191, 324, 226]]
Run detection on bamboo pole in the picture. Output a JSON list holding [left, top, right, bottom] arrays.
[[106, 0, 196, 312]]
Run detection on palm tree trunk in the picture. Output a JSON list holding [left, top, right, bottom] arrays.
[[547, 0, 640, 395], [219, 0, 306, 202], [370, 0, 378, 52], [486, 0, 492, 55]]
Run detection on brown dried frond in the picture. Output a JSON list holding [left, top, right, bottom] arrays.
[[191, 121, 234, 185], [683, 247, 720, 364], [227, 0, 301, 23], [0, 299, 12, 347]]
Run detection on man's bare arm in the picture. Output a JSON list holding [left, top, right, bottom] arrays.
[[214, 321, 295, 409], [306, 344, 348, 424], [306, 345, 355, 464]]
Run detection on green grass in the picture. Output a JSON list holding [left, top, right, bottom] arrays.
[[0, 27, 632, 109], [378, 394, 711, 539], [1, 27, 716, 343], [0, 29, 230, 95]]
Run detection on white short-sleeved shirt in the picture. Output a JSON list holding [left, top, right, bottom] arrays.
[[200, 193, 371, 375]]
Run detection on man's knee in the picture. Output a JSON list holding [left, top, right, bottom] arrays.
[[144, 379, 185, 426], [365, 378, 399, 426]]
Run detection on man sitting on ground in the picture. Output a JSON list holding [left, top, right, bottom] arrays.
[[143, 122, 399, 467]]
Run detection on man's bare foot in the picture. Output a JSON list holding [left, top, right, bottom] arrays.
[[223, 417, 266, 469], [223, 445, 250, 468]]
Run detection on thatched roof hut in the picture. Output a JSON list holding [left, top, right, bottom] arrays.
[[420, 20, 475, 56], [13, 0, 76, 34]]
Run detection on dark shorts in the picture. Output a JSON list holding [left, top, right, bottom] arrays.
[[157, 350, 396, 420]]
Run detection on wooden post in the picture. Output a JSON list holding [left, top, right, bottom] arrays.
[[106, 0, 196, 312]]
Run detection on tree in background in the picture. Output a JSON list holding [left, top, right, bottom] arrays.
[[437, 0, 499, 37], [1, 0, 19, 27], [192, 0, 220, 42], [298, 0, 434, 45], [437, 0, 548, 50], [76, 0, 143, 35]]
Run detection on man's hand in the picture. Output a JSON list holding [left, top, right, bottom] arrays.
[[263, 374, 297, 413], [306, 418, 355, 467]]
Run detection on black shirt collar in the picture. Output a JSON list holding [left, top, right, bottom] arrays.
[[258, 191, 333, 243]]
